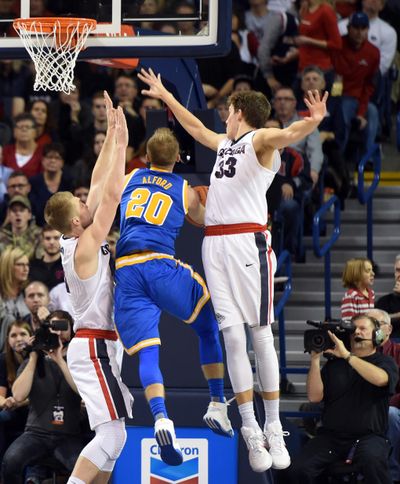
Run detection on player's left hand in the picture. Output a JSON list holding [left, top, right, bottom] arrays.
[[303, 90, 328, 124], [324, 330, 349, 359], [115, 106, 129, 147]]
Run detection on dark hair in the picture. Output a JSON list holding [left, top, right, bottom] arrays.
[[13, 113, 37, 129], [43, 142, 65, 159], [48, 310, 74, 338], [4, 320, 33, 387], [8, 170, 29, 181], [228, 91, 271, 129], [301, 65, 325, 78]]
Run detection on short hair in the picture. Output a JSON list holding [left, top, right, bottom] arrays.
[[13, 112, 37, 129], [43, 142, 65, 159], [24, 280, 50, 298], [342, 257, 372, 289], [44, 191, 77, 234], [228, 91, 271, 129], [395, 254, 400, 264], [367, 308, 391, 326], [351, 313, 379, 331], [146, 128, 179, 167], [8, 170, 29, 182], [48, 310, 74, 337], [41, 223, 59, 235], [301, 65, 325, 79]]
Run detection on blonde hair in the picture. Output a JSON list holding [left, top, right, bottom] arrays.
[[342, 257, 372, 289], [44, 191, 77, 234], [0, 247, 29, 299], [146, 128, 179, 167]]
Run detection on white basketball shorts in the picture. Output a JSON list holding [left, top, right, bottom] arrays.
[[202, 230, 277, 330], [67, 330, 133, 429]]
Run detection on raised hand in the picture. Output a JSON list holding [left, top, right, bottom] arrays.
[[303, 90, 328, 124], [324, 330, 349, 359], [115, 106, 129, 147], [104, 90, 117, 130], [138, 68, 169, 101]]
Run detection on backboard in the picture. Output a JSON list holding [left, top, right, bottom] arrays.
[[0, 0, 231, 59]]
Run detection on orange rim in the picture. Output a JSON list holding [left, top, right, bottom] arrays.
[[13, 17, 97, 34]]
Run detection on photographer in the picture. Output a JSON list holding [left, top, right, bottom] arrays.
[[1, 311, 84, 484], [287, 314, 398, 484]]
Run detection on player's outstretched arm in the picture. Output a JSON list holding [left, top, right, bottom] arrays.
[[86, 91, 119, 216], [260, 90, 329, 150], [76, 108, 128, 277], [138, 68, 224, 151]]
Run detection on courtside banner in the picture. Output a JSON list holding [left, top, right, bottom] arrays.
[[113, 426, 238, 483]]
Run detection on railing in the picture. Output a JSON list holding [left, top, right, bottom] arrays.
[[312, 195, 341, 320], [275, 250, 309, 380], [357, 144, 381, 261]]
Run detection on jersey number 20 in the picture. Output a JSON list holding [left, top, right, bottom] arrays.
[[125, 188, 173, 225]]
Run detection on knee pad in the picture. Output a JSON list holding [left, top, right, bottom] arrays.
[[222, 325, 253, 394], [139, 345, 164, 389], [192, 303, 222, 365], [81, 419, 127, 471], [250, 325, 279, 393]]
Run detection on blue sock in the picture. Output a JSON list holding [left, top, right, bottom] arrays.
[[208, 378, 225, 403], [149, 396, 168, 421]]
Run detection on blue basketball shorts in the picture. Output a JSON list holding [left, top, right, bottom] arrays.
[[114, 252, 210, 355]]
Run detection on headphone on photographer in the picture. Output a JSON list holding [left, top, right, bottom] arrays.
[[351, 315, 385, 347]]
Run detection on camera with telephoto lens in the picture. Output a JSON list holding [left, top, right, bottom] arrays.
[[29, 319, 69, 352], [304, 319, 355, 354]]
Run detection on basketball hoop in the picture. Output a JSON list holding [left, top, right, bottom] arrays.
[[13, 17, 97, 94]]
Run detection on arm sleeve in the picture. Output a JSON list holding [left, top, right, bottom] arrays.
[[341, 291, 357, 319], [322, 6, 342, 51], [357, 48, 380, 117], [305, 129, 324, 173], [376, 355, 399, 395], [378, 24, 397, 75], [258, 12, 285, 77]]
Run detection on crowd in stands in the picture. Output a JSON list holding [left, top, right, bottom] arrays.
[[0, 0, 399, 481]]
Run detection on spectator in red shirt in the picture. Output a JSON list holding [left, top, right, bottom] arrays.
[[331, 12, 380, 157], [341, 257, 375, 320], [3, 114, 43, 178], [293, 0, 342, 88]]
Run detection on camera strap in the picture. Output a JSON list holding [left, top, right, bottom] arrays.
[[47, 359, 65, 426]]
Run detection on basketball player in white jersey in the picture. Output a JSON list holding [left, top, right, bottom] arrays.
[[44, 93, 133, 484], [138, 68, 328, 473]]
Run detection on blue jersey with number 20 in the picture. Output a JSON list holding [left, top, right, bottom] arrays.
[[117, 168, 188, 257]]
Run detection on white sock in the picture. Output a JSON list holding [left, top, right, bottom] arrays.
[[238, 401, 259, 430], [67, 477, 86, 484], [263, 398, 280, 427]]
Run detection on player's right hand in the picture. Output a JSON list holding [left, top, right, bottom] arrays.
[[138, 68, 168, 101], [104, 90, 116, 130]]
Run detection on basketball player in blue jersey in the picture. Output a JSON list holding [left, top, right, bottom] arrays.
[[114, 127, 233, 466]]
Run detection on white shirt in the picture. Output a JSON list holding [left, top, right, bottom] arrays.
[[205, 131, 280, 226], [60, 236, 115, 332]]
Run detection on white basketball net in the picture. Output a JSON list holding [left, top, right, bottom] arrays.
[[14, 19, 96, 94]]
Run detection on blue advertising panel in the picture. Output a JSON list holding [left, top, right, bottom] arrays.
[[113, 426, 238, 483]]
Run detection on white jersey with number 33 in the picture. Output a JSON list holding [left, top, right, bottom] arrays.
[[60, 236, 115, 332], [205, 131, 281, 226]]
